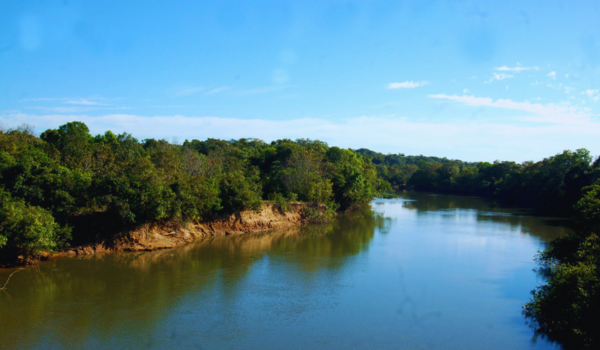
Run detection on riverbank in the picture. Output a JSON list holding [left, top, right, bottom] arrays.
[[56, 202, 325, 258]]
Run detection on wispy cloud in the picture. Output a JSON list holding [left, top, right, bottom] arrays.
[[26, 106, 132, 113], [495, 66, 539, 72], [239, 85, 290, 95], [174, 87, 206, 96], [486, 72, 514, 83], [547, 71, 556, 79], [20, 98, 63, 102], [26, 106, 94, 113], [387, 81, 429, 89], [20, 97, 109, 105], [584, 89, 600, 101], [487, 65, 540, 83], [206, 86, 231, 94], [429, 94, 591, 123], [64, 99, 106, 106]]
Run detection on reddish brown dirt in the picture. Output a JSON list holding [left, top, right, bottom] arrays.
[[57, 203, 321, 257]]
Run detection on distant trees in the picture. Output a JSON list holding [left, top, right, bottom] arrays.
[[358, 147, 600, 214]]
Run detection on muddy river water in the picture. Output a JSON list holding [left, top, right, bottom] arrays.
[[0, 192, 569, 349]]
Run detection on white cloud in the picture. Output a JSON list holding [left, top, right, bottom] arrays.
[[4, 112, 600, 163], [26, 106, 94, 113], [387, 81, 429, 89], [64, 99, 105, 106], [584, 89, 600, 101], [495, 66, 539, 72], [486, 72, 514, 83], [26, 106, 132, 113], [429, 94, 591, 123], [547, 71, 556, 79], [20, 97, 108, 105]]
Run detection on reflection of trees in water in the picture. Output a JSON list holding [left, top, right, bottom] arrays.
[[0, 207, 386, 349], [401, 191, 499, 212], [401, 191, 572, 242]]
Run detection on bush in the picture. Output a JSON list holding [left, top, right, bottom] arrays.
[[268, 192, 297, 213], [574, 183, 600, 235], [524, 191, 600, 350], [0, 189, 71, 260]]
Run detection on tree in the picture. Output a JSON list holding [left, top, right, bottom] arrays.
[[574, 182, 600, 236], [0, 189, 71, 260], [280, 148, 333, 204], [41, 121, 94, 170]]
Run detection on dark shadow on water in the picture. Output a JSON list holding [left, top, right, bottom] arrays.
[[398, 191, 572, 242]]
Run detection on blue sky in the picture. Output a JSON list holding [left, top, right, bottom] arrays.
[[1, 0, 600, 162]]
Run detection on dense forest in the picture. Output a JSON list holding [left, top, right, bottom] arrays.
[[0, 122, 390, 263], [1, 122, 599, 348]]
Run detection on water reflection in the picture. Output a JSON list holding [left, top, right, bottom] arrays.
[[395, 191, 571, 242], [0, 207, 386, 349], [0, 194, 568, 350]]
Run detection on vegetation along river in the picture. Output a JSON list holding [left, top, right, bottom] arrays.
[[0, 192, 571, 349]]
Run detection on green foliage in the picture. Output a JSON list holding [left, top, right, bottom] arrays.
[[354, 148, 470, 167], [524, 234, 599, 349], [303, 204, 335, 223], [267, 192, 297, 213], [219, 169, 262, 213], [377, 192, 398, 199], [524, 183, 600, 348], [281, 149, 333, 204], [0, 131, 87, 219], [574, 182, 600, 235], [41, 121, 94, 170], [327, 148, 378, 210], [0, 189, 71, 260]]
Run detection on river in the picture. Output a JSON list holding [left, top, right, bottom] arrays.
[[0, 192, 569, 349]]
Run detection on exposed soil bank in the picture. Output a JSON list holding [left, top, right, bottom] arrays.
[[57, 202, 323, 257]]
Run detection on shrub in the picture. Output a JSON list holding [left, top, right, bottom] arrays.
[[0, 189, 71, 260]]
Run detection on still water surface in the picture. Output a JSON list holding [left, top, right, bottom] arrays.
[[0, 192, 570, 349]]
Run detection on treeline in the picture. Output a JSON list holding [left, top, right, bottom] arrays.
[[354, 148, 473, 167], [0, 122, 389, 262], [359, 148, 600, 214], [354, 148, 473, 188]]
